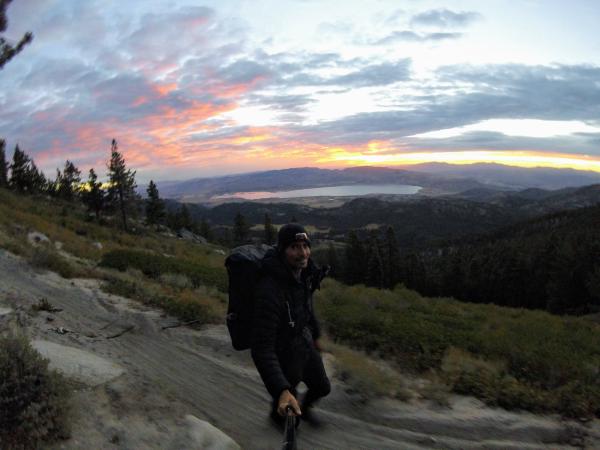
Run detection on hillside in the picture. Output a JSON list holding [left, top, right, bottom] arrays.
[[400, 202, 600, 314], [2, 187, 600, 448], [177, 182, 600, 249], [406, 163, 600, 190]]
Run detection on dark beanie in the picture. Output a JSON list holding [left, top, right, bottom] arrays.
[[277, 223, 311, 253]]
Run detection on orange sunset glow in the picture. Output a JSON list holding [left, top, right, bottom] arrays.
[[319, 149, 600, 173]]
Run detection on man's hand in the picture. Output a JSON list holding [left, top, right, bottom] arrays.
[[277, 390, 301, 416], [314, 339, 323, 352]]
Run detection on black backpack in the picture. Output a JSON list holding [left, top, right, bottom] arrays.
[[225, 244, 274, 350]]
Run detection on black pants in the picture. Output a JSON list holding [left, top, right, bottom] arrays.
[[273, 343, 331, 410]]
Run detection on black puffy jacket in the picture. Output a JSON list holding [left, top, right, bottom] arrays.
[[251, 253, 321, 399]]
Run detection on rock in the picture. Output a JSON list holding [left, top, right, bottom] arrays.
[[92, 241, 103, 250], [214, 249, 226, 255], [183, 415, 241, 450], [32, 340, 124, 386], [27, 231, 50, 246], [177, 229, 208, 244], [54, 241, 63, 250]]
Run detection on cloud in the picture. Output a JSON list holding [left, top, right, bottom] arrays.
[[246, 93, 314, 112], [283, 62, 600, 153], [410, 9, 481, 29], [372, 30, 462, 45]]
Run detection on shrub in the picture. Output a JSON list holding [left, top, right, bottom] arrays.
[[28, 246, 75, 278], [99, 249, 228, 292], [328, 342, 409, 401], [317, 279, 600, 417], [0, 334, 70, 448], [102, 274, 217, 324], [160, 272, 193, 290]]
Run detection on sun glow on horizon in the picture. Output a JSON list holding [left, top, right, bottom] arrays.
[[318, 150, 600, 173]]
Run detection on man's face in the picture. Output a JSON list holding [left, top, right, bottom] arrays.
[[284, 240, 311, 271]]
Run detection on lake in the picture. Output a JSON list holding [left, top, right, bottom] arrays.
[[212, 184, 422, 200]]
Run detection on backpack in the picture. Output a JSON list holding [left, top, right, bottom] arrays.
[[225, 244, 274, 350]]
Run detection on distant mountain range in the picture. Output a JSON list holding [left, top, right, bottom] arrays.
[[157, 166, 492, 202], [403, 162, 600, 190], [156, 164, 600, 203]]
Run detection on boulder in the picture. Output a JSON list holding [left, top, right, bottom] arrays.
[[27, 231, 50, 246], [32, 340, 124, 386], [177, 229, 208, 245], [183, 415, 241, 450]]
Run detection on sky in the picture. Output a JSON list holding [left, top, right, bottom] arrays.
[[1, 0, 600, 182]]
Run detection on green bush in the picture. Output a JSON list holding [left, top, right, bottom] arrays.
[[103, 275, 216, 324], [0, 334, 70, 448], [317, 279, 600, 417], [28, 246, 76, 278], [99, 249, 227, 292]]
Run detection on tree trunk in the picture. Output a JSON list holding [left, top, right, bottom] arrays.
[[119, 188, 128, 231]]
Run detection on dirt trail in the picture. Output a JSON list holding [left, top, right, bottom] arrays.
[[1, 249, 598, 449]]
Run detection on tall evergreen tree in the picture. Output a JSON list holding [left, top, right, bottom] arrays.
[[326, 242, 340, 278], [233, 212, 249, 246], [199, 218, 212, 241], [82, 168, 104, 220], [382, 226, 400, 289], [1, 0, 33, 70], [145, 180, 165, 227], [106, 139, 138, 231], [28, 161, 46, 194], [57, 160, 81, 200], [9, 144, 32, 192], [178, 203, 192, 230], [0, 138, 8, 188], [344, 230, 365, 285], [366, 234, 384, 288], [264, 213, 276, 245]]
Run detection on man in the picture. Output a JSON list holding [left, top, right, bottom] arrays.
[[251, 223, 331, 428]]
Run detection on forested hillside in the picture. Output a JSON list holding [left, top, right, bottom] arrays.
[[331, 204, 600, 315]]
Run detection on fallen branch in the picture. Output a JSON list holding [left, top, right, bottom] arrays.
[[106, 325, 135, 339], [161, 319, 202, 330]]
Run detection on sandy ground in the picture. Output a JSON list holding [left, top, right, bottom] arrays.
[[1, 249, 599, 450]]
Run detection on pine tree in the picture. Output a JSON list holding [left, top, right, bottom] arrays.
[[145, 180, 165, 227], [383, 226, 400, 289], [233, 212, 249, 246], [178, 203, 192, 230], [28, 161, 47, 194], [366, 234, 384, 288], [0, 139, 8, 188], [264, 213, 276, 245], [1, 0, 33, 70], [199, 218, 212, 241], [82, 168, 104, 220], [57, 160, 81, 200], [106, 139, 138, 231], [344, 230, 365, 285], [326, 242, 339, 278], [9, 144, 33, 192]]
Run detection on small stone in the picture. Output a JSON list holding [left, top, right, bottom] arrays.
[[27, 231, 50, 246]]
